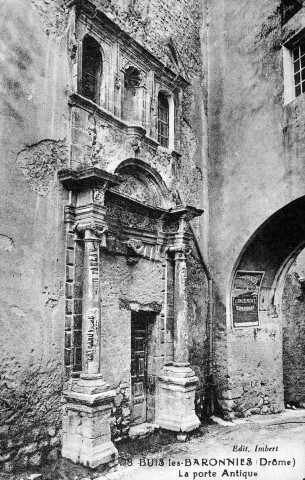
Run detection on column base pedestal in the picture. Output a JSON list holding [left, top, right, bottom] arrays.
[[155, 363, 201, 432], [62, 375, 117, 469]]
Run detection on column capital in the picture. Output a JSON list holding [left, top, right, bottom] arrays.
[[74, 222, 108, 242], [165, 244, 192, 260]]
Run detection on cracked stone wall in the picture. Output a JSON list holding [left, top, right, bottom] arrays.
[[208, 0, 305, 418], [0, 0, 70, 471]]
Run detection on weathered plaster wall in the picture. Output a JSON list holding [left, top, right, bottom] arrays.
[[221, 322, 284, 419], [0, 0, 70, 471], [186, 249, 209, 417], [282, 250, 305, 405], [207, 0, 305, 416], [208, 0, 284, 322]]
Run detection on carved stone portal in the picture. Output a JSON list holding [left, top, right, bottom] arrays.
[[59, 166, 203, 462]]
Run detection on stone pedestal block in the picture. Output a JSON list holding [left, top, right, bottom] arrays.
[[155, 363, 201, 432], [62, 376, 117, 469]]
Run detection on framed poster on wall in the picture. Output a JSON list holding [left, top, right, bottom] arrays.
[[232, 270, 265, 327]]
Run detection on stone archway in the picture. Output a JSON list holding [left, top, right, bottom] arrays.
[[225, 195, 305, 418]]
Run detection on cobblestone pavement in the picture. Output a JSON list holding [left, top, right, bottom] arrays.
[[1, 411, 305, 480]]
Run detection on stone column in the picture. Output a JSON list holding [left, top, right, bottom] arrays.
[[62, 225, 118, 469], [82, 228, 103, 376], [173, 248, 189, 364], [155, 246, 200, 432]]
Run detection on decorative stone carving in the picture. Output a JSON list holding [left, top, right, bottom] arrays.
[[127, 238, 145, 255], [114, 72, 121, 90], [130, 138, 141, 154], [94, 184, 109, 206], [139, 70, 146, 88], [162, 220, 180, 233], [68, 33, 77, 60], [74, 222, 108, 239], [125, 238, 145, 265], [124, 65, 142, 88], [113, 175, 155, 205], [150, 96, 156, 112], [106, 203, 158, 232], [166, 245, 193, 257]]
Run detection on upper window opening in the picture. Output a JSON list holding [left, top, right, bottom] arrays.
[[282, 0, 303, 25], [124, 66, 141, 88], [293, 41, 305, 98], [81, 35, 102, 104], [158, 92, 169, 148]]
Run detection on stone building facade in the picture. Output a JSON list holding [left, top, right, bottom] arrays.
[[2, 0, 305, 473], [0, 0, 208, 471]]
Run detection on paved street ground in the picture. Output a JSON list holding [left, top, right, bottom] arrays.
[[107, 410, 305, 480], [2, 411, 305, 480]]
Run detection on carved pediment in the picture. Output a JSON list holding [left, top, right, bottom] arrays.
[[114, 174, 160, 207], [113, 158, 171, 209], [162, 37, 189, 81]]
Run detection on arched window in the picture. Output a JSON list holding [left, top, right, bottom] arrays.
[[81, 35, 102, 104], [158, 92, 169, 148]]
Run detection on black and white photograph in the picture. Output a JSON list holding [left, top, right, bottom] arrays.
[[1, 1, 305, 479]]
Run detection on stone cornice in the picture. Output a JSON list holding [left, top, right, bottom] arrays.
[[68, 93, 167, 154], [58, 166, 123, 191], [167, 205, 204, 221], [68, 93, 129, 131]]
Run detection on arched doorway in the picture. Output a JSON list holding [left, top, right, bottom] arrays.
[[226, 195, 305, 418]]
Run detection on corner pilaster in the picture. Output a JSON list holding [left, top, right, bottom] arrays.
[[59, 168, 122, 468]]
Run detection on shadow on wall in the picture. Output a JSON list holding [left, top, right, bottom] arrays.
[[282, 248, 305, 408]]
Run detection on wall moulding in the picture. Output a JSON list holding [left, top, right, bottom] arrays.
[[58, 166, 123, 192], [69, 93, 164, 155]]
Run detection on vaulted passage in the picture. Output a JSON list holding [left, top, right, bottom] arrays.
[[226, 195, 305, 418]]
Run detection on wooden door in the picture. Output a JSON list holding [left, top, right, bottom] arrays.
[[131, 312, 148, 425]]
